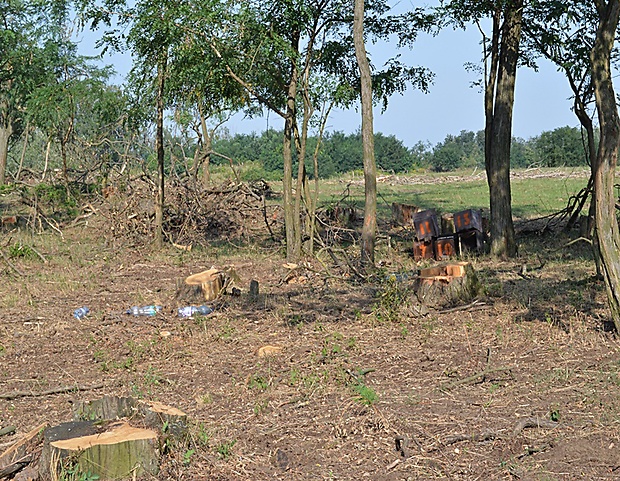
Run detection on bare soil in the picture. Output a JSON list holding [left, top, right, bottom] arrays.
[[1, 186, 620, 481]]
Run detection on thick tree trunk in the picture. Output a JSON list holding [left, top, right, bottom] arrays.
[[353, 0, 377, 267], [154, 52, 168, 249], [591, 0, 620, 330], [283, 33, 300, 261], [485, 1, 521, 258], [0, 123, 11, 186]]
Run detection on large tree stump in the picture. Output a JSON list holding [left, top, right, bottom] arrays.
[[414, 262, 481, 308], [40, 421, 159, 480]]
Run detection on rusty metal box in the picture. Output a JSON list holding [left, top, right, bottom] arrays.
[[458, 230, 485, 254], [454, 209, 483, 233], [434, 235, 457, 260], [414, 239, 435, 260], [413, 209, 440, 240]]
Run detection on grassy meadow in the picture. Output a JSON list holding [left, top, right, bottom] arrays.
[[316, 167, 590, 220]]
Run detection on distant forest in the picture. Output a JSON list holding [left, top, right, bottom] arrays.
[[211, 125, 592, 179]]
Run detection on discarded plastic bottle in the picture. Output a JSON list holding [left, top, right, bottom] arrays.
[[126, 305, 162, 316], [177, 305, 213, 318], [73, 306, 90, 320]]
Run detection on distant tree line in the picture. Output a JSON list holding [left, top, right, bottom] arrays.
[[211, 125, 592, 178]]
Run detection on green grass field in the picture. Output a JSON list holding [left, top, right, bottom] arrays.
[[317, 167, 590, 220]]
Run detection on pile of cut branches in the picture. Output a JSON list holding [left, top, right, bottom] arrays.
[[98, 178, 280, 247]]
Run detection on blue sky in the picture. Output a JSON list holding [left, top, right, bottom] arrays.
[[76, 4, 580, 148], [224, 25, 579, 147]]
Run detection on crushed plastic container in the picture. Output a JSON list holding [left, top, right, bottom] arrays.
[[177, 305, 213, 318], [73, 306, 90, 320], [126, 305, 162, 316]]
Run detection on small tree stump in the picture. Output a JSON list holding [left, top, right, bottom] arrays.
[[176, 268, 224, 303], [392, 203, 419, 226], [40, 420, 159, 480], [414, 262, 481, 308]]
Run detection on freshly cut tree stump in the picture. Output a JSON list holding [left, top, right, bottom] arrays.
[[40, 421, 159, 480], [178, 267, 224, 302], [414, 262, 481, 308]]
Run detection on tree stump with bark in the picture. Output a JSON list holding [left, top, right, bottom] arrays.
[[176, 267, 224, 303], [414, 262, 481, 308], [36, 396, 187, 480], [40, 420, 159, 480]]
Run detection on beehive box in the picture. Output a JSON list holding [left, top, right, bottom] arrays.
[[414, 239, 435, 260], [435, 235, 457, 260], [454, 209, 483, 233]]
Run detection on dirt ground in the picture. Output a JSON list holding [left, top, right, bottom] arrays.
[[1, 185, 620, 480]]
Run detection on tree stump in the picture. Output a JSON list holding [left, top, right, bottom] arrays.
[[392, 203, 419, 226], [414, 262, 481, 308], [176, 267, 224, 303], [40, 420, 159, 480], [73, 395, 188, 439]]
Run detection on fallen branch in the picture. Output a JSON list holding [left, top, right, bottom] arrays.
[[0, 427, 15, 437], [0, 454, 32, 479], [440, 299, 485, 313], [0, 383, 103, 400], [0, 250, 24, 276], [440, 366, 514, 391], [513, 417, 559, 436], [442, 418, 559, 447], [444, 431, 497, 445], [560, 236, 593, 249]]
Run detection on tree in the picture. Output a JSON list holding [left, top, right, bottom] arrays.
[[590, 0, 620, 331], [210, 0, 433, 260], [0, 0, 56, 184], [442, 0, 522, 257], [353, 0, 377, 268], [523, 1, 603, 233]]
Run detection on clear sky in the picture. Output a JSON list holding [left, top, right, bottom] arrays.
[[76, 3, 581, 149]]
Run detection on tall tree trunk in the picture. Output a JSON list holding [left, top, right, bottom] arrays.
[[283, 33, 301, 261], [154, 52, 168, 249], [485, 1, 521, 258], [0, 122, 11, 186], [353, 0, 377, 268], [591, 0, 620, 330]]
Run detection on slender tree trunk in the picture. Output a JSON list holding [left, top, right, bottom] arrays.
[[0, 119, 13, 185], [353, 0, 377, 268], [485, 1, 521, 258], [283, 33, 300, 260], [154, 52, 168, 249], [16, 120, 30, 182], [42, 139, 51, 181], [591, 0, 620, 330], [198, 105, 212, 186]]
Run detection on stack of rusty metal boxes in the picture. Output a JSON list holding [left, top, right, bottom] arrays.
[[454, 209, 484, 255], [413, 208, 484, 261], [412, 209, 439, 260]]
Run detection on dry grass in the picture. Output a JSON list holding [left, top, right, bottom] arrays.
[[1, 175, 619, 480]]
